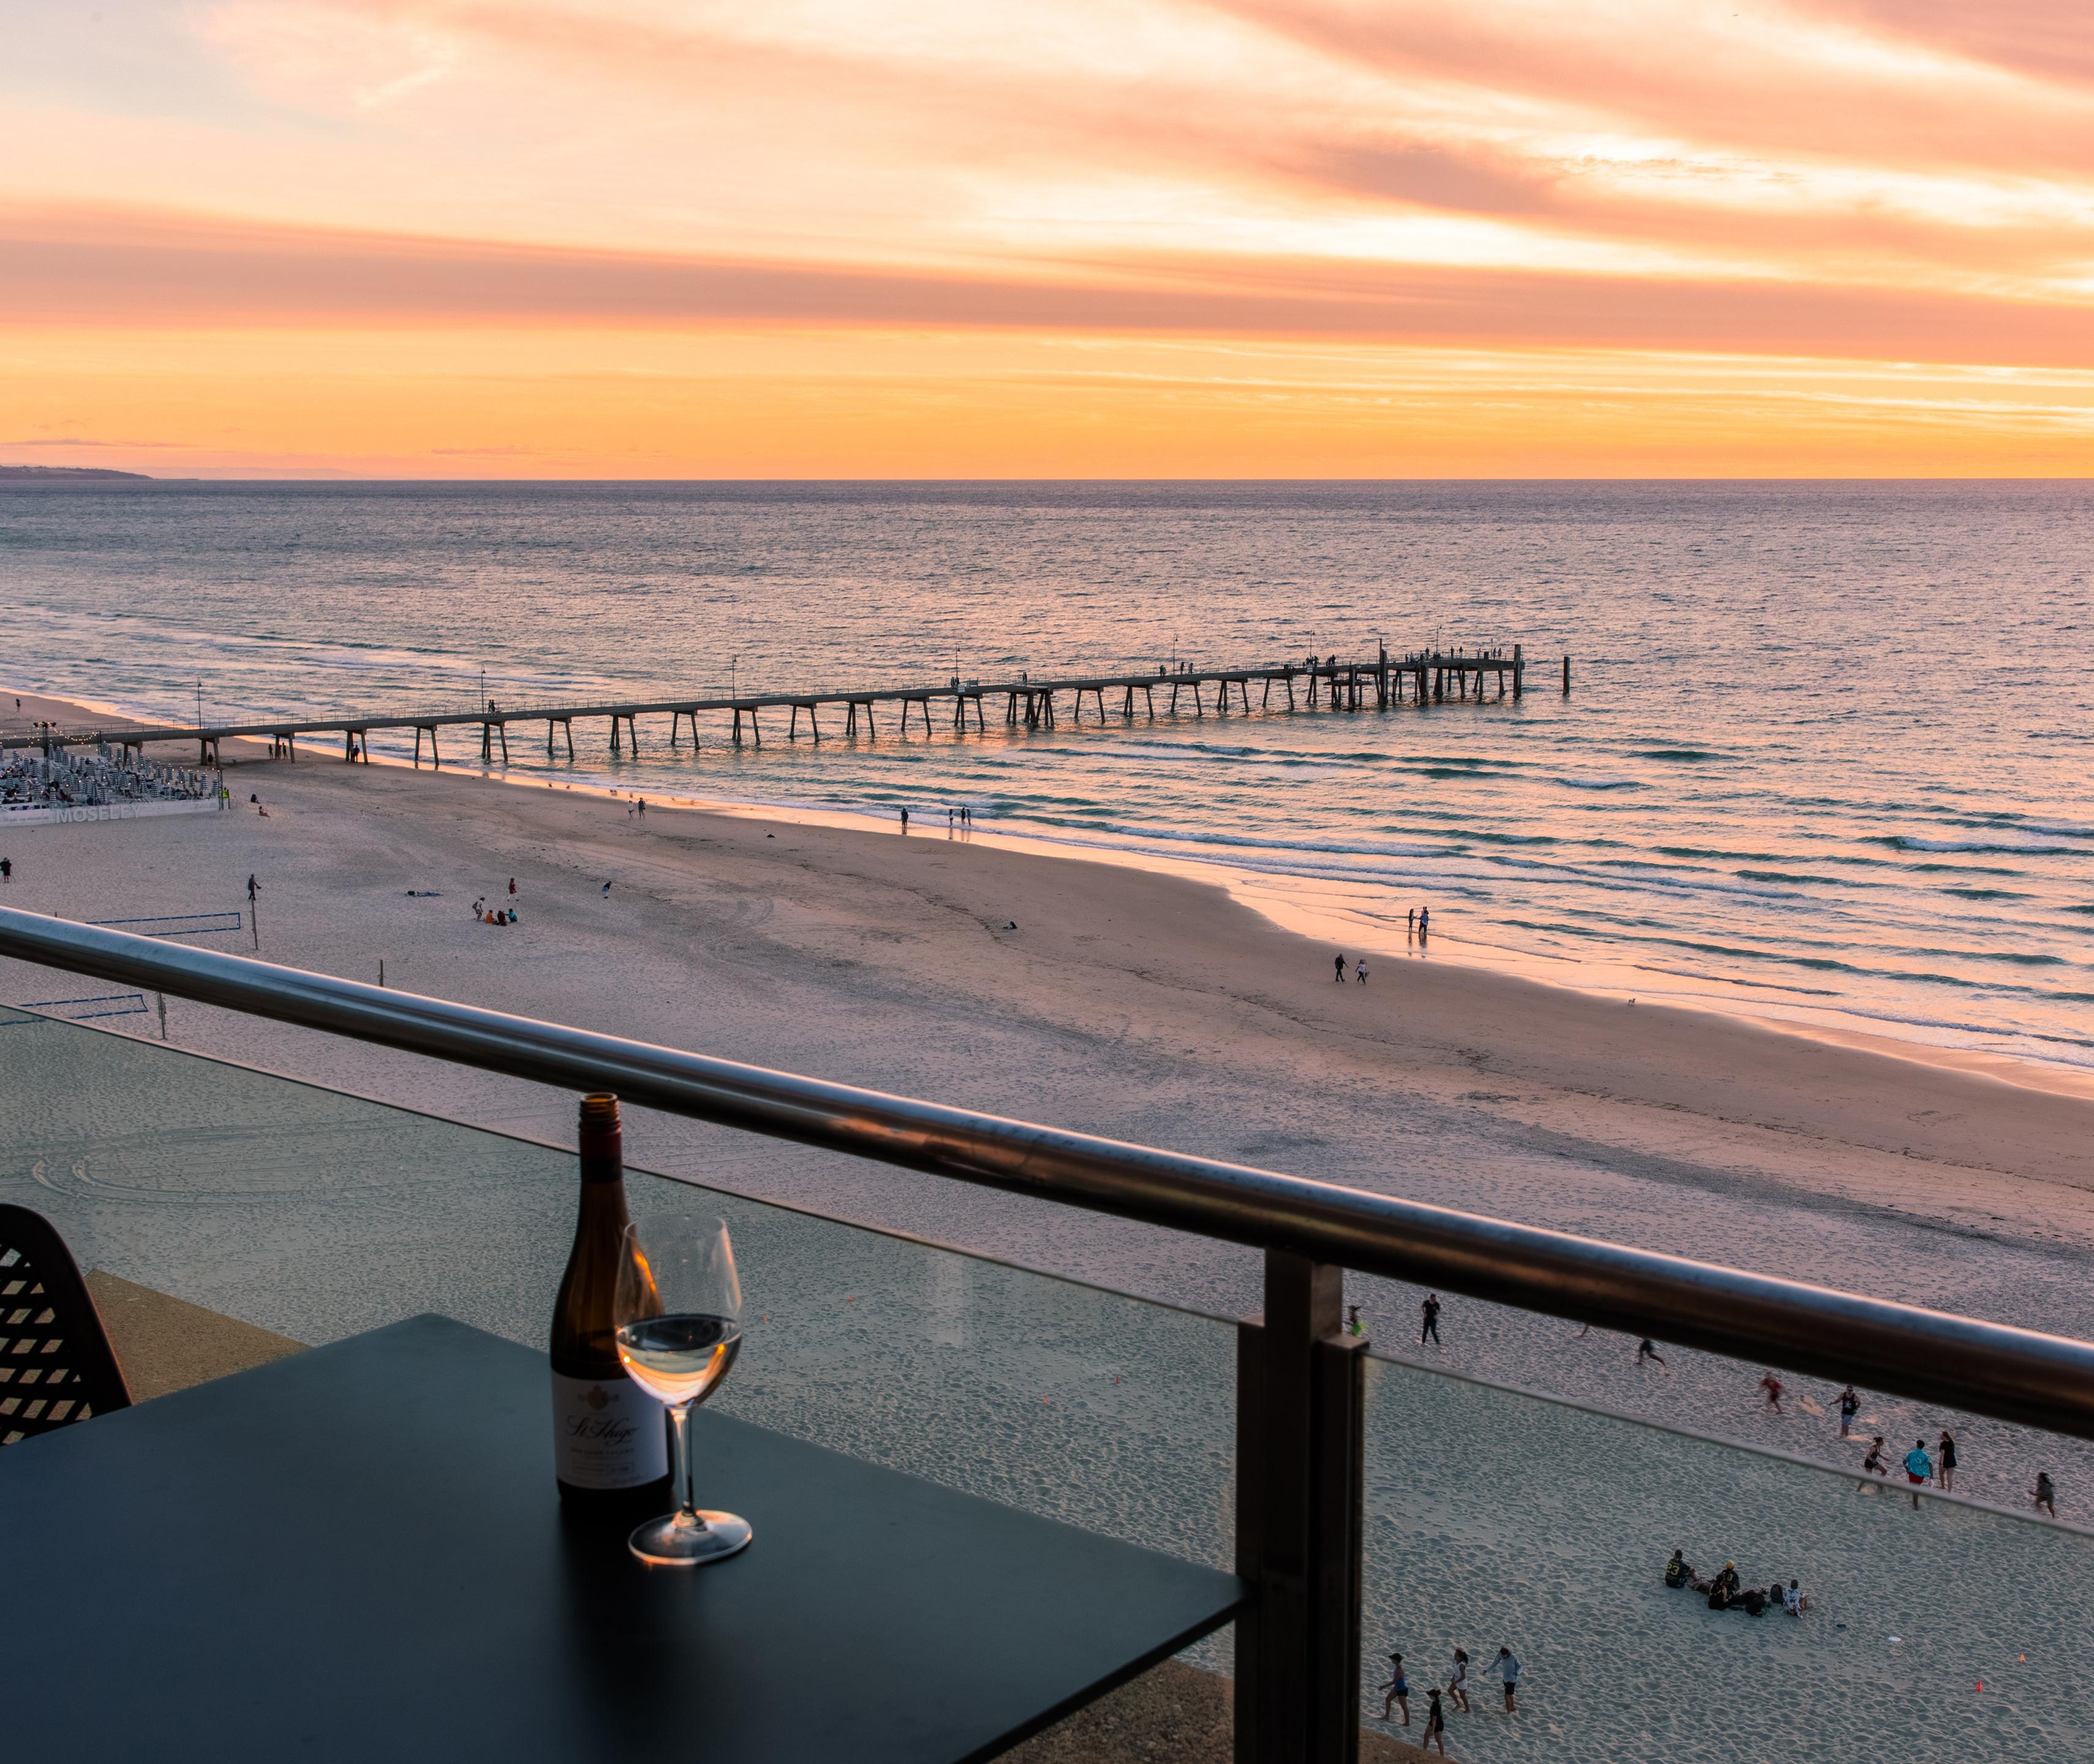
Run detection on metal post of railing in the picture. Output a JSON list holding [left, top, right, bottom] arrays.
[[1235, 1252, 1365, 1764]]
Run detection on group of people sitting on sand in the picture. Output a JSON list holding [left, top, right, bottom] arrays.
[[1665, 1550, 1807, 1618], [472, 897, 519, 926]]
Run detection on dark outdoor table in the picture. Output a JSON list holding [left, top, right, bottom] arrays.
[[0, 1313, 1241, 1762]]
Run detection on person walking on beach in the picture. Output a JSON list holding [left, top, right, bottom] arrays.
[[2033, 1472, 2057, 1518], [1636, 1338, 1665, 1367], [1839, 1385, 1859, 1438], [1355, 957, 1368, 984], [1485, 1646, 1521, 1713], [1346, 1303, 1363, 1338], [1, 857, 12, 884], [1420, 1689, 1447, 1755], [1903, 1438, 1933, 1508], [1420, 1294, 1442, 1346], [1937, 1429, 1957, 1493], [247, 873, 258, 906], [1334, 952, 1348, 982], [601, 881, 612, 897], [1378, 1653, 1410, 1725], [1760, 1373, 1783, 1414], [900, 807, 910, 833], [508, 878, 516, 899], [1447, 1648, 1472, 1713]]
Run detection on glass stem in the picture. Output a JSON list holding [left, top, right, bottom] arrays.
[[671, 1398, 701, 1524]]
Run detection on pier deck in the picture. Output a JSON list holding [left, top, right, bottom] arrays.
[[4, 647, 1542, 767]]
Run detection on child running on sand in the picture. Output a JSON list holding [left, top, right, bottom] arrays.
[[1636, 1339, 1665, 1367], [1858, 1435, 1889, 1491], [1760, 1373, 1783, 1412], [2033, 1472, 2057, 1518]]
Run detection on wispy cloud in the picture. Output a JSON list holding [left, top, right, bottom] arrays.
[[4, 0, 2093, 472], [0, 434, 191, 448]]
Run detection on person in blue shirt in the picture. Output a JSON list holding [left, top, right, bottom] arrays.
[[1378, 1652, 1410, 1725], [1485, 1646, 1521, 1711], [1903, 1438, 1934, 1509]]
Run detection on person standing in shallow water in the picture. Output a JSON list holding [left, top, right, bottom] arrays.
[[1418, 905, 1431, 937]]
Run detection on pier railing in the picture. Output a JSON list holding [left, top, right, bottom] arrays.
[[4, 902, 2087, 1760]]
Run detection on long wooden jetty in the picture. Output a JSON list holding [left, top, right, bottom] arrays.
[[4, 646, 1544, 768]]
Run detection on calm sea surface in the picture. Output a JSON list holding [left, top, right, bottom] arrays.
[[5, 481, 2092, 1075]]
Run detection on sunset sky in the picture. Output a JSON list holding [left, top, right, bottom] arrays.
[[6, 1, 2093, 476]]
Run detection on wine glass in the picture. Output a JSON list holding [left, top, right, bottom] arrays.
[[614, 1212, 752, 1567]]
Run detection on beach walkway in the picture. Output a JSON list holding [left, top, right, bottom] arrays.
[[0, 647, 1537, 768]]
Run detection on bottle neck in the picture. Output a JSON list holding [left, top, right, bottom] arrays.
[[579, 1117, 623, 1183]]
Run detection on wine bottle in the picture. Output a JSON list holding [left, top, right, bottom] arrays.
[[550, 1093, 671, 1512]]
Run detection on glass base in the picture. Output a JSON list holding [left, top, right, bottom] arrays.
[[628, 1507, 753, 1567]]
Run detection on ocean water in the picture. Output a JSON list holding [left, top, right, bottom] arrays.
[[4, 479, 2092, 1077]]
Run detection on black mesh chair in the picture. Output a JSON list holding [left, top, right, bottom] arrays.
[[0, 1204, 130, 1447]]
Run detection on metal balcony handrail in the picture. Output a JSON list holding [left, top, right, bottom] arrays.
[[4, 901, 2093, 1439]]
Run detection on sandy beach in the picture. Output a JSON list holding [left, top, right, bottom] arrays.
[[5, 686, 2094, 1503], [9, 684, 2094, 1763]]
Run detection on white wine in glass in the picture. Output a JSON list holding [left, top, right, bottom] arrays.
[[614, 1213, 753, 1567]]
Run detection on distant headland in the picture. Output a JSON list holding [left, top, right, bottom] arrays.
[[0, 464, 153, 480]]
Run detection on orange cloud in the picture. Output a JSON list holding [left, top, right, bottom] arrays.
[[7, 205, 2092, 369]]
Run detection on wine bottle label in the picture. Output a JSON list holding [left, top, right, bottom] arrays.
[[550, 1371, 669, 1488]]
